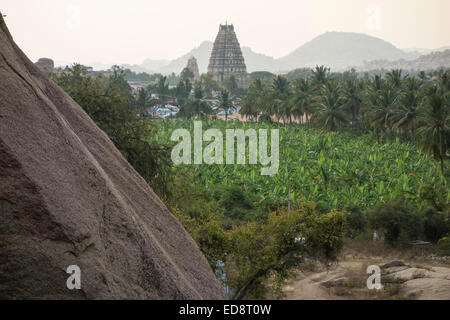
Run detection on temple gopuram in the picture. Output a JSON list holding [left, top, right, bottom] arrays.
[[186, 56, 200, 82], [208, 24, 248, 88]]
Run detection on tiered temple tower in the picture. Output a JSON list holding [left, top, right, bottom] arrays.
[[208, 24, 247, 88], [186, 56, 200, 82]]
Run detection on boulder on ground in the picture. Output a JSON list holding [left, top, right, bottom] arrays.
[[382, 268, 430, 283], [322, 277, 350, 288], [384, 266, 410, 274], [381, 261, 406, 269]]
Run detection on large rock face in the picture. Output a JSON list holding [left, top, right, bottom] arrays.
[[0, 15, 226, 300]]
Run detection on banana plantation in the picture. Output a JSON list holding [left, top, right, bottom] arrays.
[[156, 119, 448, 212]]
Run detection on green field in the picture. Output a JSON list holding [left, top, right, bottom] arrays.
[[156, 119, 448, 212]]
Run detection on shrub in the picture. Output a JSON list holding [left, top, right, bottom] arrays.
[[226, 202, 347, 299], [213, 185, 263, 225], [345, 205, 367, 238], [437, 237, 450, 256], [368, 200, 422, 245], [419, 183, 448, 212], [304, 209, 348, 263], [422, 208, 450, 243]]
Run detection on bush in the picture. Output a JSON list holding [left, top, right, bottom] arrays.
[[226, 202, 347, 299], [213, 185, 262, 225], [368, 200, 422, 245], [304, 209, 348, 263], [437, 237, 450, 256], [419, 183, 448, 212], [345, 205, 367, 238], [422, 208, 450, 243], [418, 184, 450, 243]]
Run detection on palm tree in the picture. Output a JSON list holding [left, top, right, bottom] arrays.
[[241, 78, 267, 121], [312, 65, 330, 87], [134, 88, 150, 109], [343, 79, 363, 127], [271, 76, 291, 124], [391, 88, 422, 137], [180, 83, 211, 119], [367, 85, 399, 134], [418, 71, 426, 81], [403, 76, 422, 92], [386, 69, 403, 89], [200, 73, 220, 98], [416, 92, 449, 173], [438, 70, 450, 92], [369, 74, 383, 92], [218, 88, 232, 121], [156, 76, 169, 104], [291, 78, 314, 124], [311, 81, 347, 131]]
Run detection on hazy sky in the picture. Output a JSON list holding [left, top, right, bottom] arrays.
[[1, 0, 449, 65]]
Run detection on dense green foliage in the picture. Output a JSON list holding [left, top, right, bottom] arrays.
[[241, 67, 450, 173], [156, 119, 448, 212]]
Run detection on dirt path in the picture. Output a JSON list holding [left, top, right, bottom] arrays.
[[283, 262, 364, 300], [283, 266, 347, 299]]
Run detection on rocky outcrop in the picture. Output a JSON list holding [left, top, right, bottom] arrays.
[[381, 261, 450, 300], [35, 58, 54, 73], [401, 278, 450, 300], [382, 268, 430, 283], [0, 14, 226, 300]]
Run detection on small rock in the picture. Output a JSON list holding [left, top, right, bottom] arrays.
[[344, 253, 353, 260], [322, 277, 350, 288], [381, 261, 406, 268], [410, 240, 431, 247], [384, 266, 410, 274]]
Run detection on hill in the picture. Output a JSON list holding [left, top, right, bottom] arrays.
[[358, 49, 450, 71], [96, 32, 448, 75], [157, 41, 213, 75], [151, 32, 422, 74], [277, 32, 417, 71], [403, 46, 450, 56], [241, 46, 278, 73]]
